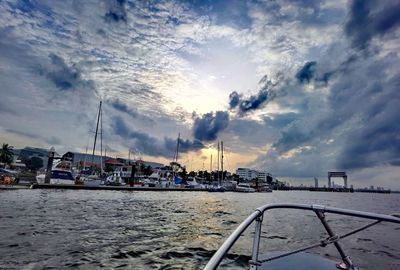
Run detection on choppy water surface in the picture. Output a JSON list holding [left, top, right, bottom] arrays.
[[0, 190, 399, 269]]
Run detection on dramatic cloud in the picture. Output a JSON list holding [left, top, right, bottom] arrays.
[[345, 0, 400, 50], [1, 0, 399, 188], [112, 116, 203, 158], [104, 0, 127, 23], [110, 99, 139, 118], [229, 74, 284, 116], [270, 40, 400, 175], [228, 91, 240, 109], [45, 54, 85, 90], [296, 61, 317, 83], [333, 58, 400, 170], [238, 89, 269, 114], [193, 111, 229, 141], [164, 137, 204, 154]]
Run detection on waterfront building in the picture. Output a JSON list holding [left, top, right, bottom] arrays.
[[117, 158, 164, 169], [314, 177, 319, 188], [16, 147, 61, 168], [236, 168, 272, 182], [62, 152, 110, 168], [236, 168, 258, 181], [257, 171, 267, 181]]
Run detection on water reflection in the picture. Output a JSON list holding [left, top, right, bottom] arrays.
[[0, 190, 399, 269]]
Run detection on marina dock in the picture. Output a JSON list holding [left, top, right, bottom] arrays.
[[30, 183, 209, 192]]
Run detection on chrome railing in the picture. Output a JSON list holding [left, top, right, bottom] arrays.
[[204, 203, 400, 270]]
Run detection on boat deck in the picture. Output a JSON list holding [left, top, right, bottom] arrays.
[[257, 252, 339, 270]]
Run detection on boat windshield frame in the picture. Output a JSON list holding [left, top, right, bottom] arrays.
[[204, 203, 400, 270]]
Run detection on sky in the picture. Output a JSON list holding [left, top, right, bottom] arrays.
[[0, 0, 399, 189]]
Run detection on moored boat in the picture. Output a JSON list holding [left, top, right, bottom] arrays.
[[208, 185, 225, 192], [49, 161, 75, 185], [235, 183, 255, 192]]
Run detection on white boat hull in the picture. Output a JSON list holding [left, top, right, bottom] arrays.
[[50, 179, 75, 185]]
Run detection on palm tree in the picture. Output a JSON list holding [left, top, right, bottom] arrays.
[[0, 143, 14, 165]]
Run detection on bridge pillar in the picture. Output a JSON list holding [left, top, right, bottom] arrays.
[[328, 177, 331, 188], [344, 176, 347, 188]]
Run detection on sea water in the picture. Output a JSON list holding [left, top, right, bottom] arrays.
[[0, 190, 399, 269]]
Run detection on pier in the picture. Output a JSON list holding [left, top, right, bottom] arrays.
[[30, 183, 209, 192]]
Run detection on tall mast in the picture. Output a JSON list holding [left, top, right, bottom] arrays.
[[100, 102, 103, 174], [91, 101, 102, 164], [175, 133, 180, 163], [221, 141, 224, 183], [83, 146, 88, 171], [210, 154, 212, 182], [217, 141, 220, 185]]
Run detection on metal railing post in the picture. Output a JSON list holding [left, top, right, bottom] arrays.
[[315, 210, 354, 270], [249, 213, 263, 270]]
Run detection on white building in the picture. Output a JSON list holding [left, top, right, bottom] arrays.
[[236, 168, 270, 182], [257, 171, 268, 182], [314, 177, 319, 188]]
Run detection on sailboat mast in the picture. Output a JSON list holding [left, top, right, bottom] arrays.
[[91, 101, 102, 164], [83, 146, 88, 171], [221, 141, 224, 183], [217, 141, 220, 185], [175, 133, 180, 163], [210, 154, 212, 182], [100, 103, 103, 174]]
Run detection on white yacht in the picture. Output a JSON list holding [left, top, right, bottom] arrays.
[[105, 171, 125, 186], [235, 183, 256, 192], [35, 160, 76, 185]]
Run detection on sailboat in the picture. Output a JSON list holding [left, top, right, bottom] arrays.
[[83, 101, 105, 186], [208, 141, 225, 192], [171, 133, 183, 187]]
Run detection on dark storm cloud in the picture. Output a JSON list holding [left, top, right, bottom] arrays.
[[263, 113, 298, 129], [0, 100, 17, 115], [4, 128, 61, 146], [109, 99, 156, 125], [193, 111, 229, 141], [336, 71, 400, 170], [253, 0, 345, 27], [238, 89, 269, 114], [112, 116, 203, 157], [46, 54, 84, 90], [296, 61, 316, 83], [345, 0, 400, 50], [164, 137, 204, 154], [5, 128, 41, 140], [110, 99, 139, 118], [272, 121, 313, 153], [104, 0, 127, 23], [228, 91, 240, 109], [273, 49, 400, 172], [229, 74, 285, 116]]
